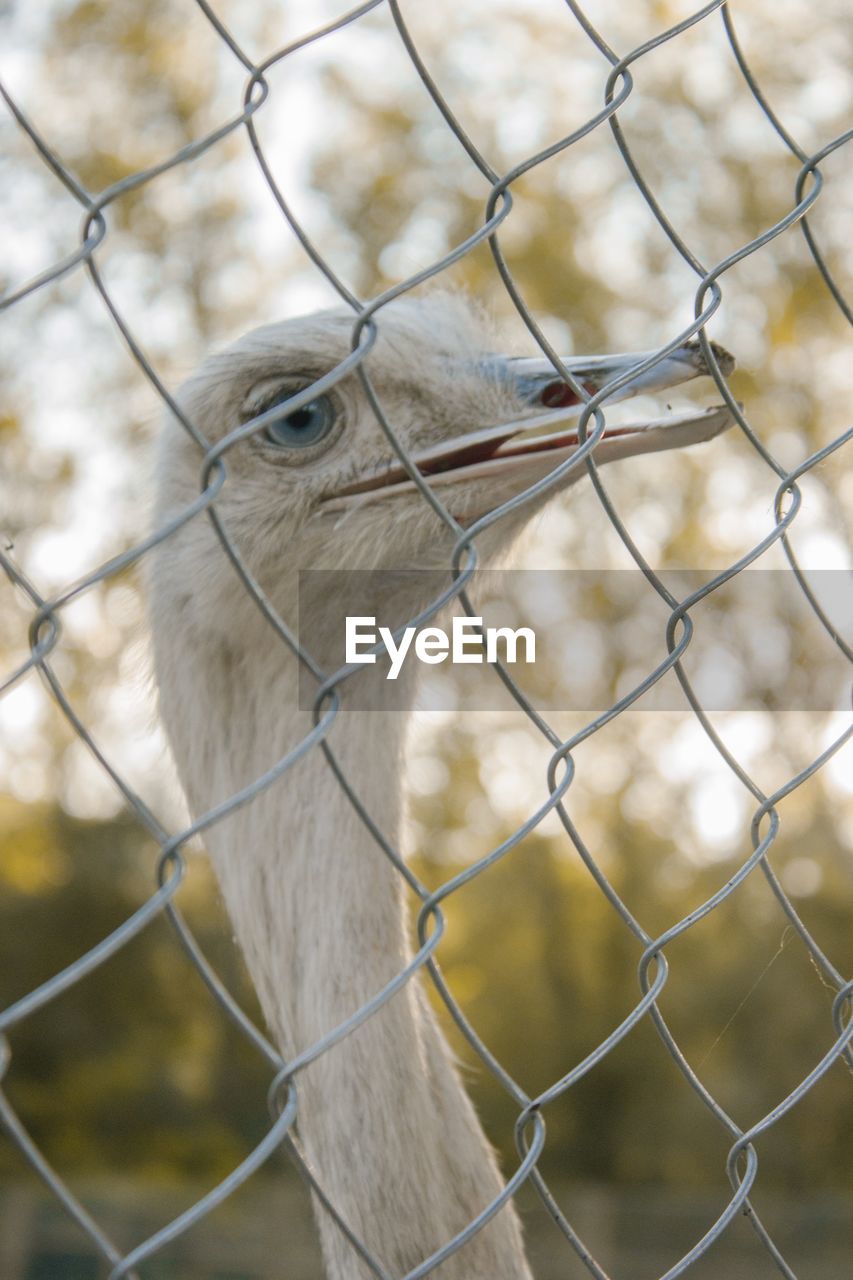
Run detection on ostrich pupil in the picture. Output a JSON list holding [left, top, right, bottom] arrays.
[[266, 395, 333, 447]]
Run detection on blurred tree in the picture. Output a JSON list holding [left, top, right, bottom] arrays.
[[0, 800, 272, 1181], [1, 0, 282, 1188]]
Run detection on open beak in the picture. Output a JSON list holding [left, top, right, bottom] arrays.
[[322, 339, 736, 514]]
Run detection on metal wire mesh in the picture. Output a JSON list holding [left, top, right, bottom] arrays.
[[1, 1, 851, 1277]]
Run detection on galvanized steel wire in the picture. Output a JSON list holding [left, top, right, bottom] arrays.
[[1, 1, 852, 1277]]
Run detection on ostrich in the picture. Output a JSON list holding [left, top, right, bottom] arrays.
[[149, 295, 733, 1279]]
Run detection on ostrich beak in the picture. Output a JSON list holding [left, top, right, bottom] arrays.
[[322, 339, 736, 513], [498, 338, 734, 410]]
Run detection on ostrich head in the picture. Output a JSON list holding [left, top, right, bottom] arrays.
[[153, 293, 733, 645]]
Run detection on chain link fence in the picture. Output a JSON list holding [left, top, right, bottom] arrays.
[[1, 1, 851, 1277]]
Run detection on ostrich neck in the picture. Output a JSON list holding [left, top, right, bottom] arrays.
[[167, 637, 532, 1280]]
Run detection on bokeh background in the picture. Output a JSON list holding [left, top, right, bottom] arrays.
[[1, 0, 851, 1276]]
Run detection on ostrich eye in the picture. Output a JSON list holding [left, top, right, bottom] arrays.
[[264, 394, 335, 448]]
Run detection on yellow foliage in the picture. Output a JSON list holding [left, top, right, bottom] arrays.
[[0, 803, 71, 894]]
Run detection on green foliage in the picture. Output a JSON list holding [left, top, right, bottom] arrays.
[[0, 801, 272, 1181]]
